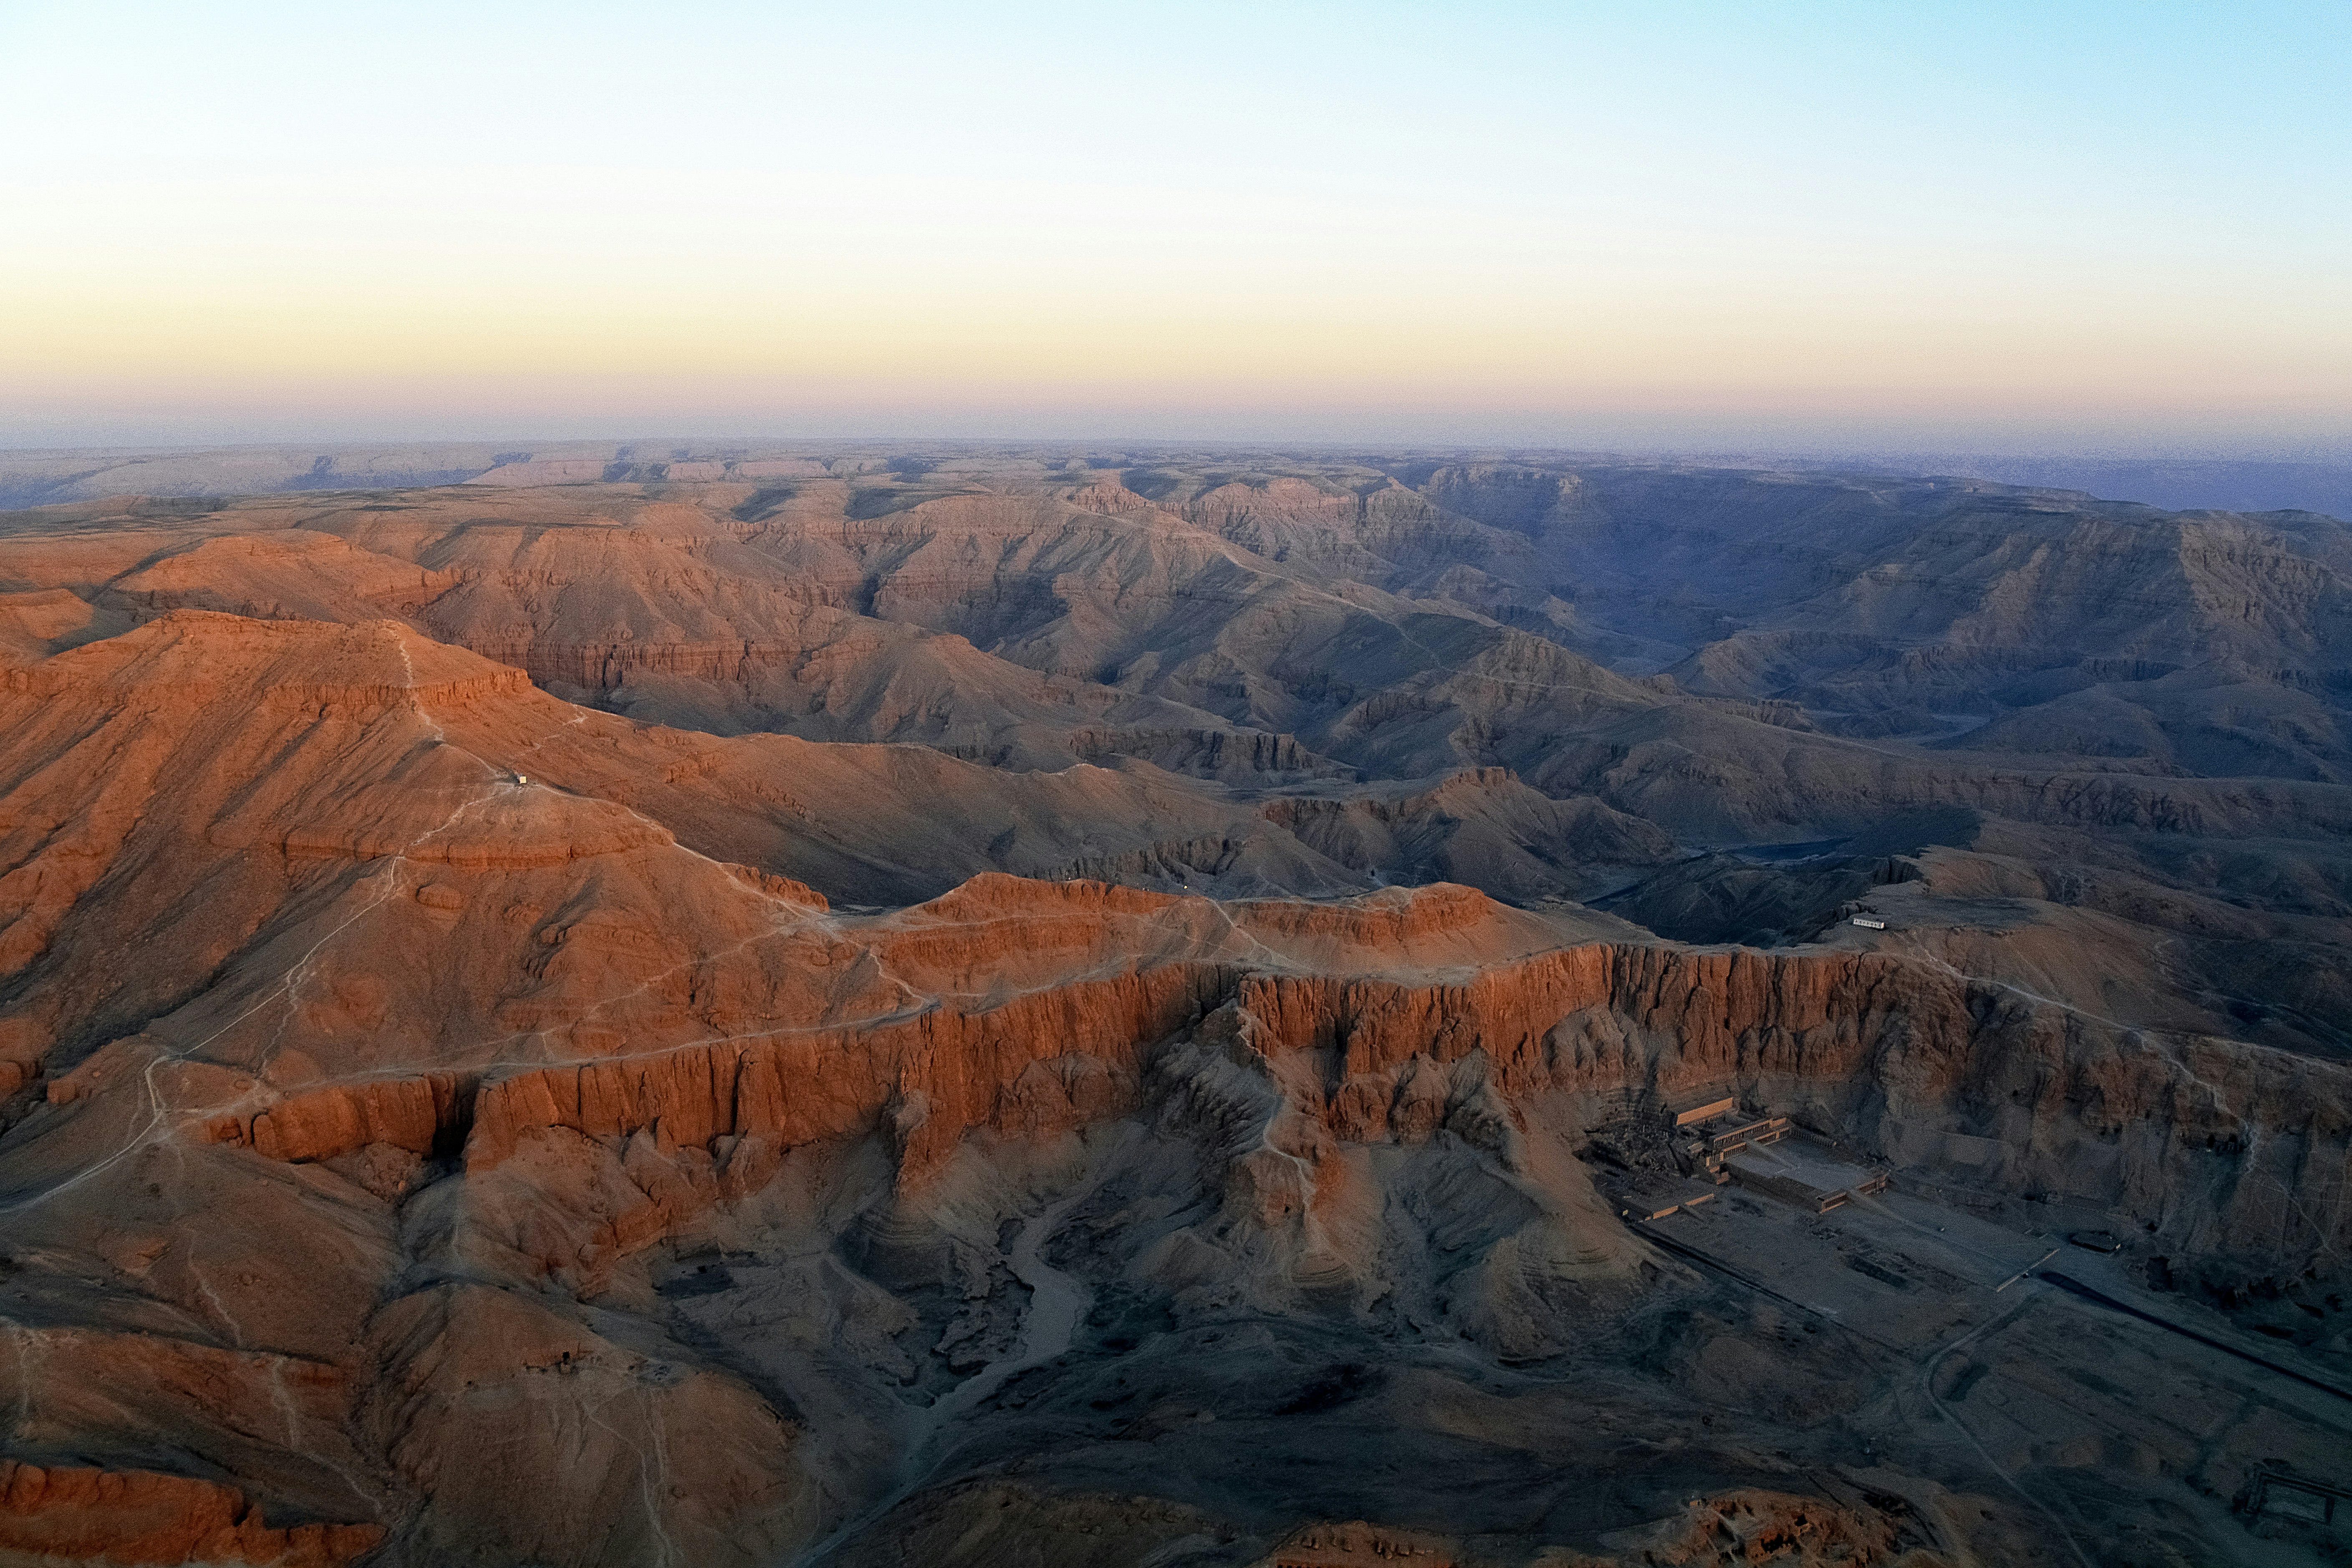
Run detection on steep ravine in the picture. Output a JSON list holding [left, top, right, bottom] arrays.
[[795, 1173, 1104, 1567]]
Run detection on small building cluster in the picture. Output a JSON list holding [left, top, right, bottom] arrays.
[[1667, 1097, 1889, 1214]]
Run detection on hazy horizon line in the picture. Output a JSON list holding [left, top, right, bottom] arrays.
[[7, 431, 2351, 469]]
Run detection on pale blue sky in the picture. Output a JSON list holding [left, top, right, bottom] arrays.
[[2, 1, 2344, 454]]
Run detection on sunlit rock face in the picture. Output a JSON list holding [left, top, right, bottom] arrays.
[[0, 449, 2347, 1567]]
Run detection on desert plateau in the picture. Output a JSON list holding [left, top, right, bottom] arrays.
[[0, 443, 2343, 1566]]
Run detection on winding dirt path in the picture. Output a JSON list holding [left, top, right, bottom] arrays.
[[793, 1175, 1102, 1565]]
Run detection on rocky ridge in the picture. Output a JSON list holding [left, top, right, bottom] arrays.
[[0, 450, 2346, 1566]]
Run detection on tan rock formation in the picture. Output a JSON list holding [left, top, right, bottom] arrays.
[[0, 1461, 382, 1566], [0, 449, 2344, 1566]]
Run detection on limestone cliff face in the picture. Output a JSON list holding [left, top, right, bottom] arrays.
[[0, 1461, 383, 1566], [184, 874, 2349, 1281], [459, 959, 1235, 1182], [211, 1071, 472, 1164]]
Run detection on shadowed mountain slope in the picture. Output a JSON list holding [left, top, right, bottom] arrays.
[[0, 448, 2346, 1567]]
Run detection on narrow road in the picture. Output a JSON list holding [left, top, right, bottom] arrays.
[[1917, 1282, 2096, 1568], [2039, 1270, 2352, 1404]]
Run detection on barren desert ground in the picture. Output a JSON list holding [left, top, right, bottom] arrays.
[[0, 445, 2347, 1566]]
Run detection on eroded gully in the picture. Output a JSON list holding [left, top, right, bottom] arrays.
[[793, 1179, 1100, 1565]]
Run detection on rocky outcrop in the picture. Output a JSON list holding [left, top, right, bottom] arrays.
[[1, 456, 2346, 1568], [362, 1284, 812, 1567], [1534, 1488, 1916, 1567], [0, 1461, 382, 1566], [1068, 725, 1348, 779], [462, 960, 1235, 1185], [464, 637, 821, 694], [210, 1071, 473, 1163], [344, 875, 2350, 1276]]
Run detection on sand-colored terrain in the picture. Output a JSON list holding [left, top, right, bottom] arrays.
[[0, 449, 2344, 1565]]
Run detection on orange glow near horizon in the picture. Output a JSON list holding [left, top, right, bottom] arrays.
[[3, 3, 2345, 454]]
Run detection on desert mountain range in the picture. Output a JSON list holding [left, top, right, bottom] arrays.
[[0, 448, 2346, 1566]]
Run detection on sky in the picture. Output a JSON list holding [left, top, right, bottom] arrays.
[[1, 1, 2345, 456]]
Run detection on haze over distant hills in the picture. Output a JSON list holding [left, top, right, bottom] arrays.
[[0, 443, 2347, 1567], [1826, 454, 2352, 522], [2, 440, 2347, 525]]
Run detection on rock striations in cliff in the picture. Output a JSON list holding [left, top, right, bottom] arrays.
[[0, 448, 2347, 1567]]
